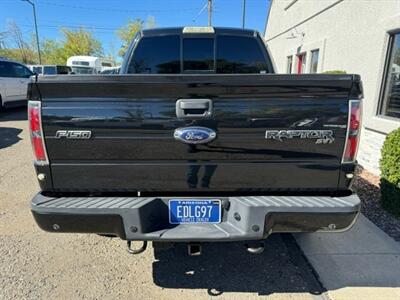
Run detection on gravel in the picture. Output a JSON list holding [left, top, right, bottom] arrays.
[[353, 166, 400, 241]]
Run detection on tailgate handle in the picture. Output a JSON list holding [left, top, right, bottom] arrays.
[[176, 99, 213, 119]]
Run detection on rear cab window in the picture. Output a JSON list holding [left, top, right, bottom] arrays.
[[183, 38, 214, 72], [216, 35, 269, 73], [127, 35, 180, 74], [126, 29, 272, 74]]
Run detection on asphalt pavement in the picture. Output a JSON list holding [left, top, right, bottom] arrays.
[[0, 107, 327, 299]]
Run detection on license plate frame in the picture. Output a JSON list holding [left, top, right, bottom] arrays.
[[168, 199, 221, 224]]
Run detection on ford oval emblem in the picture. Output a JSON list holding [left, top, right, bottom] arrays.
[[174, 126, 216, 144]]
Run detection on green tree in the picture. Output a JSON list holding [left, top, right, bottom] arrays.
[[0, 20, 37, 64], [146, 16, 156, 29], [380, 128, 400, 217], [1, 21, 105, 65], [59, 28, 103, 62], [116, 16, 156, 58], [116, 18, 142, 58], [0, 48, 37, 64], [41, 38, 64, 65], [39, 28, 104, 65]]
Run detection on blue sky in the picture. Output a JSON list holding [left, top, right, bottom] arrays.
[[0, 0, 270, 59]]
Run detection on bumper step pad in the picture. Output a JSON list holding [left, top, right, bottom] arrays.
[[32, 194, 360, 241]]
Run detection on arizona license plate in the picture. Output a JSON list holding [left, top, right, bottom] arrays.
[[168, 199, 221, 224]]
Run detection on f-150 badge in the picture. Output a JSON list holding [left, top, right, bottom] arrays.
[[55, 130, 92, 139], [174, 127, 216, 144], [265, 130, 334, 144]]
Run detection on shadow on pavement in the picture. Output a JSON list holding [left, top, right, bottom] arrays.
[[0, 127, 23, 149], [152, 234, 324, 296], [0, 106, 27, 122]]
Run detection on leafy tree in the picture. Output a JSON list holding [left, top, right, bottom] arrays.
[[146, 16, 156, 29], [1, 22, 104, 65], [41, 28, 104, 65], [116, 18, 142, 58], [116, 16, 156, 58], [0, 21, 37, 64], [58, 28, 103, 62], [41, 38, 64, 65], [0, 48, 37, 64], [380, 128, 400, 217]]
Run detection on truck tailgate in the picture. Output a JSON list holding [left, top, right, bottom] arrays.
[[31, 74, 360, 193]]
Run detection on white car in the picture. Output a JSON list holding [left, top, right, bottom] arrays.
[[28, 65, 72, 75], [0, 58, 33, 109]]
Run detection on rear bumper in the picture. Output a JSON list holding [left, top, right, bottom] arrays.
[[31, 193, 360, 242]]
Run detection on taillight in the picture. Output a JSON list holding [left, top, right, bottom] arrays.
[[28, 101, 48, 164], [342, 100, 362, 163]]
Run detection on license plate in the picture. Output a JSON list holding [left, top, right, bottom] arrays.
[[169, 199, 221, 224]]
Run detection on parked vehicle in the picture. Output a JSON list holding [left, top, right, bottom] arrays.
[[28, 65, 72, 75], [66, 56, 115, 74], [29, 27, 363, 256], [0, 58, 33, 109], [100, 67, 120, 74]]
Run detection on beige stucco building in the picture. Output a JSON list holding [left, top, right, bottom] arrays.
[[264, 0, 400, 175]]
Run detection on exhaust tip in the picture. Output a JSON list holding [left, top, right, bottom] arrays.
[[245, 242, 264, 254], [188, 243, 202, 256]]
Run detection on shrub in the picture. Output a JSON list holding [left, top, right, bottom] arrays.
[[380, 128, 400, 217], [322, 70, 347, 74]]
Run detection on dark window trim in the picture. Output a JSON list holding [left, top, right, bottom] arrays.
[[122, 31, 142, 74], [123, 31, 274, 74], [377, 29, 400, 119], [254, 32, 274, 74]]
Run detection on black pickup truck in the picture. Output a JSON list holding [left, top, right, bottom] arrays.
[[28, 27, 363, 255]]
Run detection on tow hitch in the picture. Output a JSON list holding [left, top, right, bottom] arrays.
[[126, 241, 147, 254], [188, 243, 202, 256]]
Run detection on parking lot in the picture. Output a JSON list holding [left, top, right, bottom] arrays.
[[0, 107, 329, 299]]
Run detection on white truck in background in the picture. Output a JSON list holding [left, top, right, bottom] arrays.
[[66, 56, 115, 74]]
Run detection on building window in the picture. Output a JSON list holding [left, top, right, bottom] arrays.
[[296, 53, 306, 74], [310, 49, 319, 74], [380, 32, 400, 119], [287, 56, 293, 74]]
